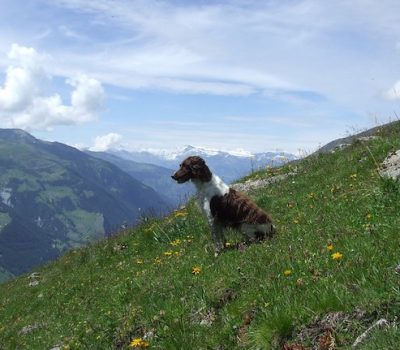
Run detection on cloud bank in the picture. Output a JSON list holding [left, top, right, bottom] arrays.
[[47, 0, 400, 107], [0, 44, 105, 130], [89, 132, 122, 152], [385, 81, 400, 100]]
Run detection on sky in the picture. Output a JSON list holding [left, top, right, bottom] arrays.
[[1, 0, 400, 155]]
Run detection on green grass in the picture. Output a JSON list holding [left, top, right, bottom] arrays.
[[57, 209, 105, 246], [1, 123, 400, 349]]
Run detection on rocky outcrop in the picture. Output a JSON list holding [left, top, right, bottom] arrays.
[[379, 150, 400, 181], [232, 172, 296, 193]]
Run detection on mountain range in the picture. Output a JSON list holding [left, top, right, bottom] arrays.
[[87, 146, 296, 207], [0, 129, 167, 281], [110, 145, 296, 183], [85, 151, 192, 207]]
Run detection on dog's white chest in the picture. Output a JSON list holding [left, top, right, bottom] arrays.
[[194, 174, 229, 221], [198, 193, 212, 219]]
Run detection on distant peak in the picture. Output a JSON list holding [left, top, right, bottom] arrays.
[[182, 145, 195, 152], [0, 128, 37, 142]]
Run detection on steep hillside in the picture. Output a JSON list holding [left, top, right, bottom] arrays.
[[0, 129, 168, 278], [86, 151, 193, 207], [316, 121, 400, 154], [1, 122, 400, 349]]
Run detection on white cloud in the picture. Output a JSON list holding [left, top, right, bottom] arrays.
[[89, 132, 122, 151], [68, 75, 105, 120], [0, 44, 46, 111], [384, 80, 400, 100], [0, 44, 105, 130]]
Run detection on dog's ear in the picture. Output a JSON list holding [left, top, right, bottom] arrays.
[[190, 157, 212, 181], [188, 156, 204, 173], [188, 156, 204, 170]]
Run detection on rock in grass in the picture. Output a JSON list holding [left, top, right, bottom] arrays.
[[28, 272, 40, 279], [19, 322, 46, 335], [379, 150, 400, 181], [28, 272, 41, 286], [19, 324, 40, 335]]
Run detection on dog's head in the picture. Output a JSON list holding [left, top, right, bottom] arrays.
[[171, 156, 212, 183]]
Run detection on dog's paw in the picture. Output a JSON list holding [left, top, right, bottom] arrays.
[[214, 247, 224, 257]]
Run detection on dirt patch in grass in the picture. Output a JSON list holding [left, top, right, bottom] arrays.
[[282, 309, 375, 349]]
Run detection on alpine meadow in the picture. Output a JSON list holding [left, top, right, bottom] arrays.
[[0, 121, 400, 349]]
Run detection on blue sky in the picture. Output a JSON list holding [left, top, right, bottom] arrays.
[[1, 0, 400, 154]]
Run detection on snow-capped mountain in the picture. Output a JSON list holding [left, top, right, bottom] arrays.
[[148, 145, 254, 160], [110, 145, 297, 183]]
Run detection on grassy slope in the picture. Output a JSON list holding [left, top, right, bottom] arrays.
[[0, 267, 13, 284], [1, 123, 400, 349]]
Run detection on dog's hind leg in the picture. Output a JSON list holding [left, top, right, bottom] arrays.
[[241, 223, 274, 243], [240, 224, 258, 242], [211, 221, 226, 256]]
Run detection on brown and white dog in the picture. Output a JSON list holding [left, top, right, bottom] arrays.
[[171, 156, 275, 255]]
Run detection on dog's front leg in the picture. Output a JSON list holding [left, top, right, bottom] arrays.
[[210, 220, 225, 256], [200, 197, 225, 256]]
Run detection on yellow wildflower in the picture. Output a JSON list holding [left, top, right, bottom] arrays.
[[170, 239, 181, 246], [283, 269, 292, 276], [136, 259, 144, 264], [129, 338, 148, 348], [192, 266, 201, 275], [154, 257, 162, 264], [350, 173, 357, 179], [164, 251, 173, 257], [331, 252, 343, 260], [327, 244, 334, 251], [141, 340, 150, 348], [225, 242, 232, 248], [293, 218, 300, 224]]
